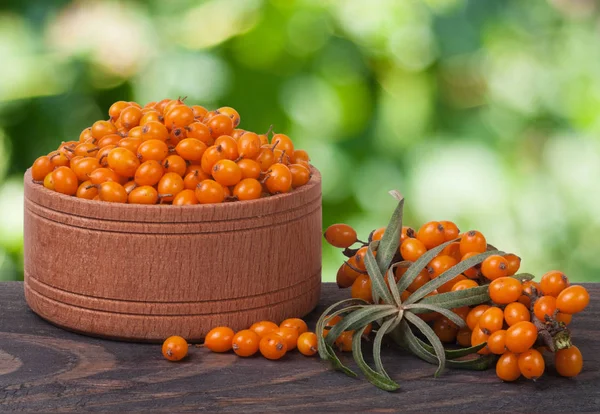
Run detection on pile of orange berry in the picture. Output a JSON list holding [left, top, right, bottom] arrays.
[[325, 221, 590, 381], [161, 318, 318, 362], [30, 98, 312, 204]]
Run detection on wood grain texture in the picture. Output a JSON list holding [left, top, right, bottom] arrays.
[[1, 282, 599, 413], [23, 169, 322, 342]]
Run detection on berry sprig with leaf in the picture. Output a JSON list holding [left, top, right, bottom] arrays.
[[321, 191, 589, 390]]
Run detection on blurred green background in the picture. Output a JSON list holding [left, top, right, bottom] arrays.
[[1, 0, 599, 283]]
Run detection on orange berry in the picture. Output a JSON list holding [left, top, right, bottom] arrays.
[[518, 349, 545, 380], [480, 255, 509, 281], [489, 277, 522, 304], [351, 274, 373, 303], [259, 333, 287, 360], [427, 255, 458, 279], [555, 346, 583, 377], [51, 166, 78, 195], [504, 302, 531, 326], [457, 327, 472, 347], [496, 352, 521, 382], [232, 330, 260, 357], [172, 189, 199, 205], [157, 172, 184, 202], [471, 324, 490, 355], [487, 330, 507, 354], [138, 139, 169, 162], [107, 147, 140, 178], [540, 270, 569, 297], [164, 105, 195, 129], [289, 164, 311, 188], [233, 178, 262, 201], [324, 224, 357, 248], [416, 221, 446, 249], [533, 296, 557, 322], [297, 332, 318, 356], [98, 181, 128, 203], [280, 318, 308, 335], [459, 230, 487, 256], [479, 307, 504, 335], [195, 179, 225, 204], [162, 335, 188, 361], [504, 254, 521, 276], [466, 304, 490, 331], [440, 242, 462, 262], [505, 321, 537, 354], [128, 185, 159, 204], [275, 327, 299, 350], [265, 163, 292, 194], [439, 220, 460, 241], [452, 279, 478, 291], [212, 159, 242, 187], [556, 285, 589, 314], [250, 321, 279, 339], [433, 318, 459, 343], [205, 326, 234, 353], [400, 238, 427, 262]]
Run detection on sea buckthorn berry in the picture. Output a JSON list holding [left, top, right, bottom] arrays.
[[440, 242, 462, 262], [248, 321, 279, 339], [175, 138, 208, 164], [335, 331, 353, 352], [91, 120, 117, 140], [353, 246, 370, 271], [107, 148, 140, 178], [540, 270, 569, 297], [31, 156, 55, 181], [118, 137, 142, 154], [399, 268, 430, 292], [205, 326, 234, 353], [141, 121, 169, 142], [256, 145, 276, 172], [162, 336, 188, 361], [438, 274, 467, 294], [138, 139, 169, 162], [217, 106, 240, 127], [79, 127, 94, 143], [439, 220, 460, 241], [185, 122, 213, 146], [471, 324, 490, 355], [233, 178, 262, 201], [128, 126, 143, 139], [479, 307, 504, 335], [201, 145, 227, 174], [162, 98, 185, 116], [172, 189, 199, 206], [135, 160, 164, 186], [157, 172, 184, 202], [162, 154, 187, 177], [337, 257, 363, 288], [534, 296, 557, 322], [191, 105, 208, 119], [518, 280, 540, 308], [466, 304, 490, 331], [504, 302, 531, 326], [556, 285, 589, 314], [271, 133, 294, 153], [417, 221, 446, 249], [401, 226, 416, 243], [401, 290, 411, 302], [97, 134, 122, 148], [400, 238, 427, 262], [237, 132, 261, 158], [496, 352, 521, 382], [433, 318, 459, 343], [98, 181, 128, 203], [555, 312, 572, 325], [276, 327, 299, 350], [195, 179, 225, 204], [155, 98, 173, 114], [207, 114, 234, 138], [427, 255, 458, 279], [96, 145, 116, 167], [89, 167, 123, 185], [351, 274, 373, 303], [212, 159, 242, 187], [461, 252, 482, 279], [481, 255, 509, 281], [452, 306, 470, 322], [123, 180, 137, 194], [128, 185, 159, 204], [292, 149, 310, 163], [280, 318, 308, 335], [459, 230, 487, 256], [324, 224, 357, 248], [457, 327, 471, 347], [58, 141, 77, 158], [518, 349, 545, 380], [236, 159, 261, 180], [297, 332, 318, 356], [139, 109, 162, 126], [74, 143, 99, 158], [555, 346, 583, 377], [51, 167, 78, 195], [489, 277, 522, 304], [71, 157, 101, 182], [505, 321, 537, 354], [43, 172, 55, 190], [109, 101, 130, 121], [259, 333, 288, 360], [118, 105, 143, 129], [452, 279, 478, 291], [76, 181, 98, 200], [214, 135, 239, 160], [232, 330, 260, 357], [164, 105, 195, 129], [487, 330, 507, 354], [504, 254, 521, 276], [371, 227, 386, 241], [273, 148, 291, 165], [231, 128, 246, 140]]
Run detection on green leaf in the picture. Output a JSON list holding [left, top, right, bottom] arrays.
[[393, 320, 438, 364], [352, 325, 400, 391], [385, 264, 402, 306], [365, 241, 394, 305], [512, 273, 535, 282], [396, 239, 458, 294], [404, 312, 446, 377], [416, 286, 490, 309], [376, 191, 404, 274], [406, 250, 504, 305], [402, 304, 465, 328], [373, 318, 396, 380], [413, 335, 487, 359], [447, 354, 498, 370], [325, 305, 398, 347]]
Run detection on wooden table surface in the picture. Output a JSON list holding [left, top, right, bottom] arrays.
[[0, 282, 598, 412]]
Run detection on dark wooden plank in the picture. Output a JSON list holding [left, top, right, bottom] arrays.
[[1, 282, 599, 413]]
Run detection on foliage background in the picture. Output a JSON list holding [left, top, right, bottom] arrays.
[[1, 0, 599, 282]]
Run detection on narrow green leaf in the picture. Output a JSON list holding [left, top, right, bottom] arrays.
[[404, 312, 446, 377], [385, 264, 402, 306], [325, 305, 398, 347], [416, 286, 490, 309], [512, 273, 535, 282], [373, 318, 396, 380], [447, 354, 498, 370], [376, 191, 404, 274], [365, 241, 394, 305], [406, 250, 504, 305], [396, 239, 458, 294], [402, 304, 465, 328], [324, 343, 358, 377], [413, 335, 487, 359], [352, 325, 400, 391], [393, 320, 438, 364]]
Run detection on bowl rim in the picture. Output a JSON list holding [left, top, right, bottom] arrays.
[[24, 166, 321, 222]]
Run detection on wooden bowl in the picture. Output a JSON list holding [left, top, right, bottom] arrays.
[[23, 168, 322, 342]]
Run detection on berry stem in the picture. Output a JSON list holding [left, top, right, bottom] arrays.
[[343, 259, 368, 275]]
